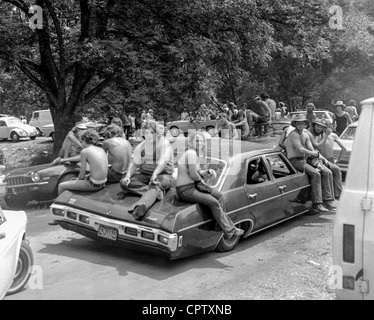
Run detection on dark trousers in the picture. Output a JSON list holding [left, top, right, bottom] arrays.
[[121, 173, 172, 217], [176, 184, 237, 237]]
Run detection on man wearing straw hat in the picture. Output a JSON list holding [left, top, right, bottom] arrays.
[[285, 114, 336, 214]]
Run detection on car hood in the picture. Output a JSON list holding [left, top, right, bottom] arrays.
[[54, 184, 208, 232], [11, 123, 37, 133], [6, 163, 76, 177]]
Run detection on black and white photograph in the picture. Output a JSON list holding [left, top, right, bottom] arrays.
[[0, 0, 373, 304]]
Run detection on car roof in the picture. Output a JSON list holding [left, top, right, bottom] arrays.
[[0, 116, 19, 120], [172, 138, 270, 162]]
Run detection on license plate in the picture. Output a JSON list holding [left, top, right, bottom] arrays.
[[98, 225, 118, 241]]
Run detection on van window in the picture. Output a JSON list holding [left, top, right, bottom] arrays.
[[33, 112, 39, 120], [0, 121, 5, 127]]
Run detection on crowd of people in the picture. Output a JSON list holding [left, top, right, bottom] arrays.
[[48, 95, 359, 225]]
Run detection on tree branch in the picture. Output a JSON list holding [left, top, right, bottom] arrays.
[[84, 76, 114, 105], [2, 0, 29, 15]]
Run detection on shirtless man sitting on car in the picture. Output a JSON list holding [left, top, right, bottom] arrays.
[[102, 124, 132, 183]]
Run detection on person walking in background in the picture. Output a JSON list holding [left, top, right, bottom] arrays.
[[345, 100, 359, 122], [122, 111, 132, 139], [181, 109, 189, 120], [332, 101, 352, 136], [252, 95, 272, 136], [176, 132, 244, 240], [215, 113, 239, 140], [146, 109, 155, 122]]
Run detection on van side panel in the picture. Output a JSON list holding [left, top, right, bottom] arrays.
[[333, 101, 374, 300]]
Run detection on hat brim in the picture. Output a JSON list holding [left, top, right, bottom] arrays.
[[291, 120, 310, 127], [312, 121, 327, 128]]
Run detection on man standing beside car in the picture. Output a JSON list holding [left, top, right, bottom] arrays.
[[285, 114, 336, 214]]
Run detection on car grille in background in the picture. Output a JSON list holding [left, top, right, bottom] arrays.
[[5, 176, 32, 186]]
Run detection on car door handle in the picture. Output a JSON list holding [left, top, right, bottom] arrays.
[[279, 185, 286, 193], [0, 231, 6, 240], [249, 193, 258, 201]]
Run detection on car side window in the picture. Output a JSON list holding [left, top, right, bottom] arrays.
[[246, 157, 269, 185], [265, 154, 295, 179], [33, 112, 39, 120], [0, 121, 6, 127]]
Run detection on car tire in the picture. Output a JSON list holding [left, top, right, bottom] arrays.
[[30, 136, 36, 140], [11, 132, 20, 143], [6, 240, 34, 296], [4, 197, 28, 209], [215, 223, 244, 253], [170, 127, 180, 138]]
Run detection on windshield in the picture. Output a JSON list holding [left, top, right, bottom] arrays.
[[340, 127, 356, 140], [7, 118, 22, 125], [199, 158, 227, 187]]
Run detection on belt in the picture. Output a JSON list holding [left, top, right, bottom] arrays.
[[88, 178, 106, 188], [289, 157, 305, 161]]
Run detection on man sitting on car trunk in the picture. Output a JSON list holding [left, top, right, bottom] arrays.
[[58, 129, 108, 195], [120, 121, 174, 220]]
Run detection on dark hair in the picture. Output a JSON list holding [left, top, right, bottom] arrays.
[[82, 129, 101, 145], [143, 121, 162, 137], [261, 93, 270, 100], [348, 100, 356, 106], [104, 124, 124, 138], [111, 117, 123, 127]]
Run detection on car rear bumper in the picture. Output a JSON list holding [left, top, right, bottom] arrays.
[[51, 204, 181, 259]]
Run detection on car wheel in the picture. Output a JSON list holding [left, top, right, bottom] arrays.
[[11, 132, 20, 143], [4, 197, 28, 209], [54, 173, 78, 196], [170, 127, 180, 138], [215, 223, 244, 253], [30, 136, 36, 140], [6, 240, 34, 296]]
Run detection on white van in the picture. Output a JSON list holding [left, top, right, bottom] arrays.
[[333, 97, 374, 300], [29, 110, 53, 134]]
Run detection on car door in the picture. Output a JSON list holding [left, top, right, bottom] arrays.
[[0, 120, 8, 139], [264, 152, 311, 218], [0, 209, 20, 299], [243, 156, 283, 230]]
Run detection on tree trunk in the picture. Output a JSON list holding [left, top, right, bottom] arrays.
[[51, 107, 81, 156]]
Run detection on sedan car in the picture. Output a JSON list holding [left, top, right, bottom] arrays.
[[4, 162, 81, 209], [0, 207, 33, 299], [0, 117, 39, 142], [50, 140, 313, 260], [333, 122, 358, 173], [166, 119, 218, 137]]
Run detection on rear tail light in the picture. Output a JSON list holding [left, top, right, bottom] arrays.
[[79, 215, 90, 224], [158, 235, 169, 245], [343, 224, 355, 263], [67, 211, 77, 220], [125, 227, 138, 237], [52, 208, 65, 217], [141, 231, 155, 240]]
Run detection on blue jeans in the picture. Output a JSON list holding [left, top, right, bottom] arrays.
[[58, 178, 105, 195], [290, 158, 334, 204], [176, 183, 237, 237], [325, 160, 342, 199], [120, 173, 173, 217]]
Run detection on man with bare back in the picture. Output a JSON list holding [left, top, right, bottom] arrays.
[[102, 124, 132, 183], [58, 129, 108, 195]]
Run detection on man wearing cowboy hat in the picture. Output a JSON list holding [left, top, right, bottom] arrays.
[[285, 114, 336, 213], [308, 118, 344, 200], [332, 100, 352, 136]]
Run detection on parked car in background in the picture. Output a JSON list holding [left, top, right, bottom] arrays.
[[4, 162, 81, 209], [0, 117, 38, 142], [333, 97, 374, 300], [29, 110, 53, 136], [0, 207, 33, 299], [41, 124, 55, 141], [333, 122, 358, 174], [271, 110, 335, 135], [166, 119, 218, 137], [50, 140, 314, 260]]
